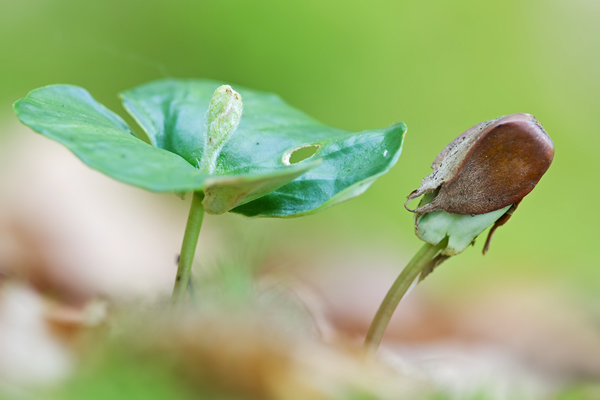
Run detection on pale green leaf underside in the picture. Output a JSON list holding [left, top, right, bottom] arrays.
[[15, 79, 406, 217], [416, 206, 510, 256]]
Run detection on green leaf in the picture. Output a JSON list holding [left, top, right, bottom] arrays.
[[121, 79, 406, 217], [14, 84, 315, 214], [233, 123, 405, 217], [15, 79, 406, 217], [13, 85, 210, 192]]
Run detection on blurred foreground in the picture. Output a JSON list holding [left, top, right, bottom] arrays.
[[1, 124, 600, 400]]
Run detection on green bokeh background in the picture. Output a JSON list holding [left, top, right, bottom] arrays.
[[1, 0, 598, 296]]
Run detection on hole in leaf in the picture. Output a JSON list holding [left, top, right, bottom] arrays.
[[283, 145, 320, 165]]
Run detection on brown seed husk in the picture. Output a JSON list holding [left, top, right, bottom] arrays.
[[406, 113, 554, 216]]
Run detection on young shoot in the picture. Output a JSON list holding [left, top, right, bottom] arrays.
[[364, 113, 555, 356], [14, 79, 407, 306]]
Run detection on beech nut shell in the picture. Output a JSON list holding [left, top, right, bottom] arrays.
[[406, 113, 554, 216]]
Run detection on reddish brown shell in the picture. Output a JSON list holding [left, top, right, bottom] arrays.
[[406, 113, 554, 216]]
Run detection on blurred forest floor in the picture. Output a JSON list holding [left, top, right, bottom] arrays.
[[1, 123, 600, 400]]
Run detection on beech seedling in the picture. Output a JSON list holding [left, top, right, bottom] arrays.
[[14, 79, 406, 304], [364, 113, 554, 355]]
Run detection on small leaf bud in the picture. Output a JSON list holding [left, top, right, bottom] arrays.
[[201, 85, 243, 173]]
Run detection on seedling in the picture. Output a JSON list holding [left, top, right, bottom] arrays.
[[13, 79, 406, 304], [364, 113, 554, 355]]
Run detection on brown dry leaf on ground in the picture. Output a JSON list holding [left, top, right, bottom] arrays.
[[144, 310, 430, 400]]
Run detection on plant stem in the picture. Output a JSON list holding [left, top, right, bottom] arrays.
[[363, 237, 449, 357], [172, 191, 205, 304]]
